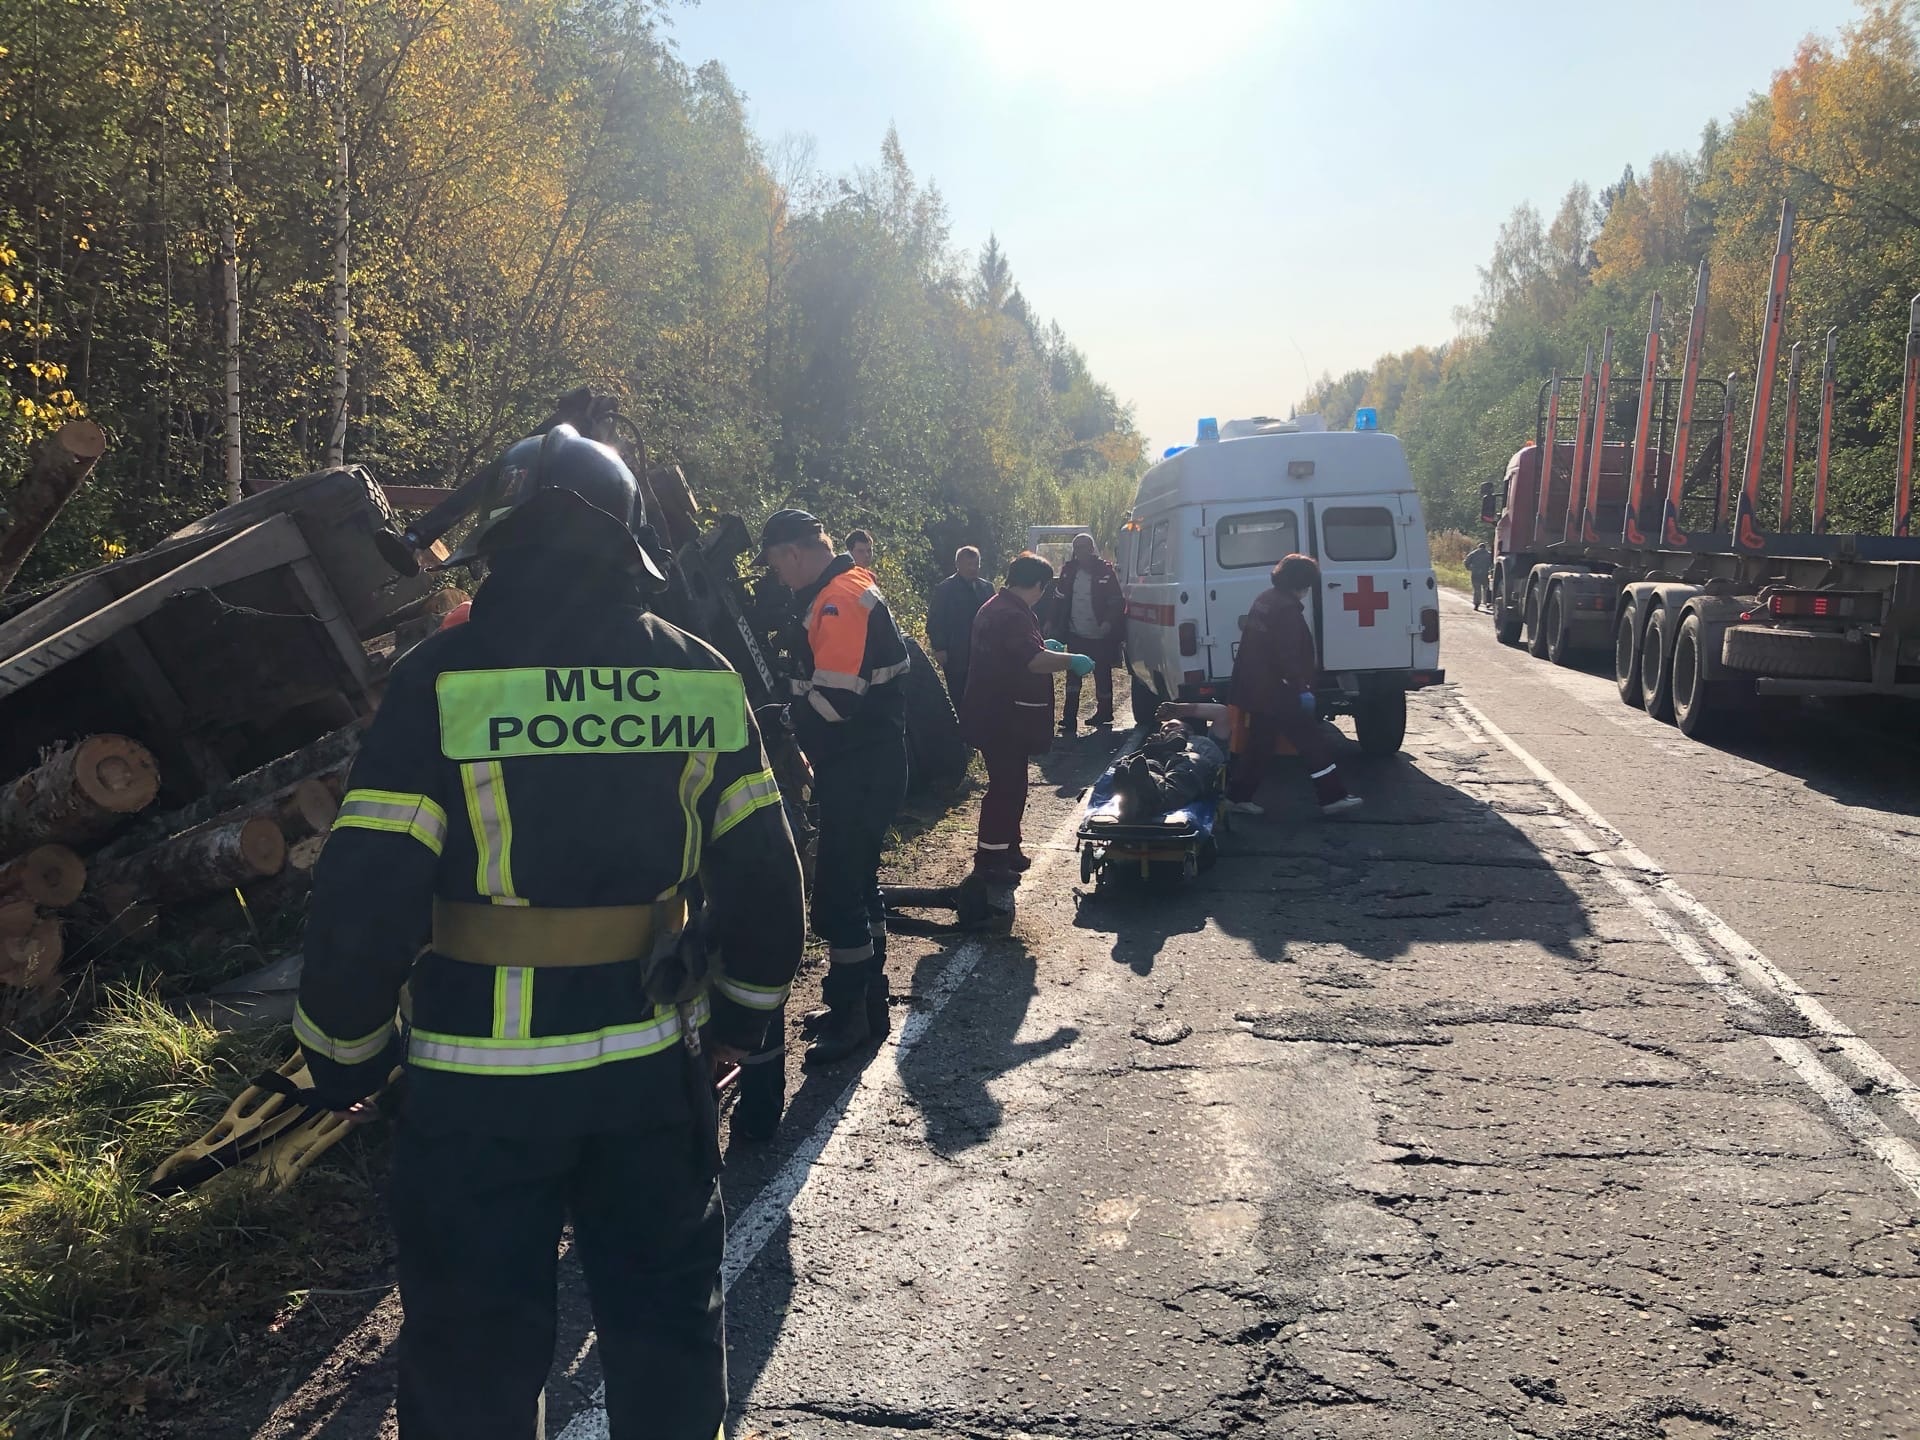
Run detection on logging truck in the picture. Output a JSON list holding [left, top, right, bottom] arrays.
[[1480, 201, 1920, 739]]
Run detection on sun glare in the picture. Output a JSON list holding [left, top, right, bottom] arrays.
[[939, 0, 1284, 91]]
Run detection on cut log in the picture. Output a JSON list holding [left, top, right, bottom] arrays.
[[91, 816, 286, 905], [287, 835, 327, 872], [0, 898, 36, 939], [0, 736, 161, 858], [0, 845, 86, 908], [93, 724, 362, 862], [0, 419, 109, 594], [278, 779, 339, 840], [0, 916, 63, 989]]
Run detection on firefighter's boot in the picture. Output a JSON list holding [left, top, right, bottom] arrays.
[[733, 1046, 785, 1142], [804, 957, 874, 1067]]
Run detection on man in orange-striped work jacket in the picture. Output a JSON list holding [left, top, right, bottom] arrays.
[[757, 509, 909, 1066], [294, 425, 804, 1439]]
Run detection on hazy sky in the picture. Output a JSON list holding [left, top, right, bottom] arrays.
[[665, 0, 1858, 455]]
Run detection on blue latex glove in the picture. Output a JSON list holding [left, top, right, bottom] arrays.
[[1298, 690, 1317, 714], [1067, 653, 1095, 677], [1043, 639, 1067, 653]]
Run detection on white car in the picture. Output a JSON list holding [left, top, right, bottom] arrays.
[[1117, 413, 1444, 755]]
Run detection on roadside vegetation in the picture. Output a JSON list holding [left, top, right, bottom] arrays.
[[1428, 528, 1473, 594], [1307, 4, 1920, 538], [0, 991, 390, 1437]]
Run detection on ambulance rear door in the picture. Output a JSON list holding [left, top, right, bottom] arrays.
[[1312, 496, 1416, 673]]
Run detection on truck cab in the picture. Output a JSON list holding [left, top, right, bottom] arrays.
[[1120, 414, 1444, 755]]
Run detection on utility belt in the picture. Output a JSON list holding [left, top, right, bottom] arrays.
[[431, 896, 708, 1005]]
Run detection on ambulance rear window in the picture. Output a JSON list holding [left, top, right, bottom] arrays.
[[1321, 506, 1397, 561], [1216, 510, 1299, 569]]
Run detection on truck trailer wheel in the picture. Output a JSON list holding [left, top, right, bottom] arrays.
[[1614, 604, 1645, 708], [1493, 601, 1522, 647], [1353, 689, 1407, 757], [1524, 587, 1550, 659], [1543, 588, 1576, 667], [1721, 624, 1872, 682], [1641, 606, 1676, 723], [1670, 613, 1727, 740], [902, 635, 968, 791]]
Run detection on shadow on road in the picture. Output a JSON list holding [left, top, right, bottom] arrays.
[[896, 941, 1078, 1156], [1071, 729, 1593, 975]]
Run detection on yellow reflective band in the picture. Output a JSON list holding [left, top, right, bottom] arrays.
[[462, 762, 523, 905], [675, 750, 717, 886], [714, 975, 789, 1012], [436, 667, 749, 759], [335, 789, 449, 856], [293, 1003, 394, 1066], [711, 769, 781, 842], [492, 967, 533, 1039], [408, 997, 710, 1076]]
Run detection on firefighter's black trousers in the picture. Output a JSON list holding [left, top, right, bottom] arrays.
[[392, 1115, 725, 1440], [811, 736, 907, 1009]]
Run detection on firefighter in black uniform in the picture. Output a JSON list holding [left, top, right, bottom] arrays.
[[756, 509, 910, 1066], [293, 425, 805, 1440]]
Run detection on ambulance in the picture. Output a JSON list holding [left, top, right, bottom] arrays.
[[1117, 412, 1444, 756]]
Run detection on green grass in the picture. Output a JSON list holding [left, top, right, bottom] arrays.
[[0, 988, 387, 1437]]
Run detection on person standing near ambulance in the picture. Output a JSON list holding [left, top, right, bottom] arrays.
[[1051, 533, 1124, 734], [1225, 553, 1362, 818], [758, 509, 910, 1065], [295, 425, 804, 1439]]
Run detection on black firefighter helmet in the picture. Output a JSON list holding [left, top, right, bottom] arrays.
[[445, 423, 668, 587]]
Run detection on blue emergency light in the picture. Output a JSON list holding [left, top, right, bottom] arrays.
[[1162, 445, 1189, 459], [1197, 417, 1219, 443], [1354, 408, 1378, 431]]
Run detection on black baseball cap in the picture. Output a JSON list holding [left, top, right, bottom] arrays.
[[755, 508, 824, 564]]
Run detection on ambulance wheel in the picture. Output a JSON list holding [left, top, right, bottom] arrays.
[[1130, 671, 1160, 727], [1353, 689, 1407, 757]]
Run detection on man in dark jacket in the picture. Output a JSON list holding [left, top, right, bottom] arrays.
[[926, 544, 994, 706], [758, 509, 910, 1064], [960, 553, 1087, 921], [1051, 533, 1125, 734], [296, 425, 805, 1440], [1225, 552, 1361, 818]]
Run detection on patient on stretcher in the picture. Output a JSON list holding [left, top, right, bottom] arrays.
[[1112, 716, 1227, 821]]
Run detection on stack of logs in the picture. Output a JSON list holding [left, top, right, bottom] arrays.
[[0, 726, 360, 1018]]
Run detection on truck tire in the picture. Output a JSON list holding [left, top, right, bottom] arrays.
[[1543, 587, 1575, 667], [1671, 613, 1726, 740], [1614, 604, 1645, 708], [1354, 689, 1407, 757], [1641, 605, 1676, 723], [1494, 601, 1522, 647], [1524, 586, 1549, 658], [1720, 624, 1871, 682], [1131, 670, 1160, 727], [902, 636, 967, 791]]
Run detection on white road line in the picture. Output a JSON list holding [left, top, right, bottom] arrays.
[[556, 758, 1119, 1439], [1441, 694, 1920, 1205]]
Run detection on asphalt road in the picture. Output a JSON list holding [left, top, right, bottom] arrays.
[[242, 600, 1920, 1439]]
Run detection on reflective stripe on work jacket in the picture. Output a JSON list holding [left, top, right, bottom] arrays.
[[710, 768, 780, 842], [409, 995, 711, 1075], [293, 1002, 394, 1065], [334, 788, 449, 856]]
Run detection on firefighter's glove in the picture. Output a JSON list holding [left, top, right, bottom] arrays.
[[1067, 653, 1095, 677], [1298, 690, 1317, 714], [1044, 639, 1067, 654]]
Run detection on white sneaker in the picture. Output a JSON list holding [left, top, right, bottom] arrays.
[[1224, 800, 1265, 817], [1320, 795, 1363, 817]]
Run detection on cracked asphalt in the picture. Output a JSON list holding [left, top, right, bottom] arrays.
[[722, 598, 1920, 1440], [235, 595, 1920, 1439]]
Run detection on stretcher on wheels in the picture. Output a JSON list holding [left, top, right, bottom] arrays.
[[1076, 753, 1227, 888]]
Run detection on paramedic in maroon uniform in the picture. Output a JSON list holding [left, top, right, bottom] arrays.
[[960, 554, 1088, 910], [1226, 553, 1362, 818]]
